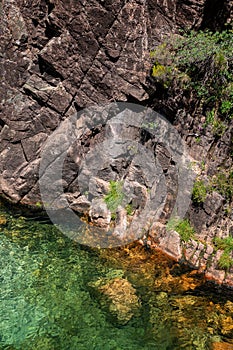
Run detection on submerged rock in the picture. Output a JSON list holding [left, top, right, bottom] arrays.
[[224, 301, 233, 313], [90, 276, 141, 325], [0, 215, 7, 226], [211, 342, 233, 350], [220, 315, 233, 335]]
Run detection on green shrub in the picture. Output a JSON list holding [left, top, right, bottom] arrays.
[[104, 181, 135, 220], [166, 217, 195, 242], [213, 236, 233, 270], [150, 28, 233, 124], [210, 170, 233, 201], [192, 168, 233, 204], [218, 251, 233, 270], [214, 236, 233, 252], [125, 203, 133, 216], [192, 180, 207, 204], [221, 100, 233, 116], [104, 180, 124, 214]]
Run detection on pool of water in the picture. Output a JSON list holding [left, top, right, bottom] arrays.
[[0, 201, 232, 350]]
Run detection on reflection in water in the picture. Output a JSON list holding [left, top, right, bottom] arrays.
[[0, 201, 232, 350]]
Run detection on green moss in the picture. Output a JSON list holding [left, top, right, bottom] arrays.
[[35, 202, 42, 208], [166, 217, 195, 242]]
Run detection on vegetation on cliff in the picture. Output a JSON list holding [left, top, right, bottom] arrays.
[[150, 27, 233, 204], [150, 28, 233, 126], [150, 27, 233, 274]]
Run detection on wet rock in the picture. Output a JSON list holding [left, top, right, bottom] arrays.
[[98, 277, 141, 325], [220, 315, 233, 335], [0, 215, 7, 226], [23, 75, 73, 114], [222, 274, 233, 288], [123, 180, 148, 210], [211, 342, 233, 350], [21, 133, 48, 162], [88, 177, 110, 198], [1, 0, 224, 207], [67, 195, 91, 213], [189, 206, 209, 232], [184, 239, 198, 264], [205, 268, 226, 285]]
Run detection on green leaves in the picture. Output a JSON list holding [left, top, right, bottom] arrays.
[[192, 180, 207, 204], [211, 170, 233, 201], [104, 180, 125, 214], [214, 236, 233, 251], [166, 217, 195, 242], [150, 28, 233, 125], [213, 236, 233, 270], [218, 251, 233, 270]]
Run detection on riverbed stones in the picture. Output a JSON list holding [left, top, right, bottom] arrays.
[[220, 315, 233, 335]]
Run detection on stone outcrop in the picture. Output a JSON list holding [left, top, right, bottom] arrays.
[[1, 0, 233, 285]]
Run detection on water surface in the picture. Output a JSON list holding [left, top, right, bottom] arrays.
[[0, 202, 232, 350]]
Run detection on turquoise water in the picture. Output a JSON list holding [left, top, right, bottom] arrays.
[[0, 203, 232, 350]]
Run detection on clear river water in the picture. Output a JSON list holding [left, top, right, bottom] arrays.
[[0, 200, 232, 350]]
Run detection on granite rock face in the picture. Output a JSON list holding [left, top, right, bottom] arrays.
[[1, 0, 222, 205], [1, 0, 233, 285], [1, 0, 230, 202]]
